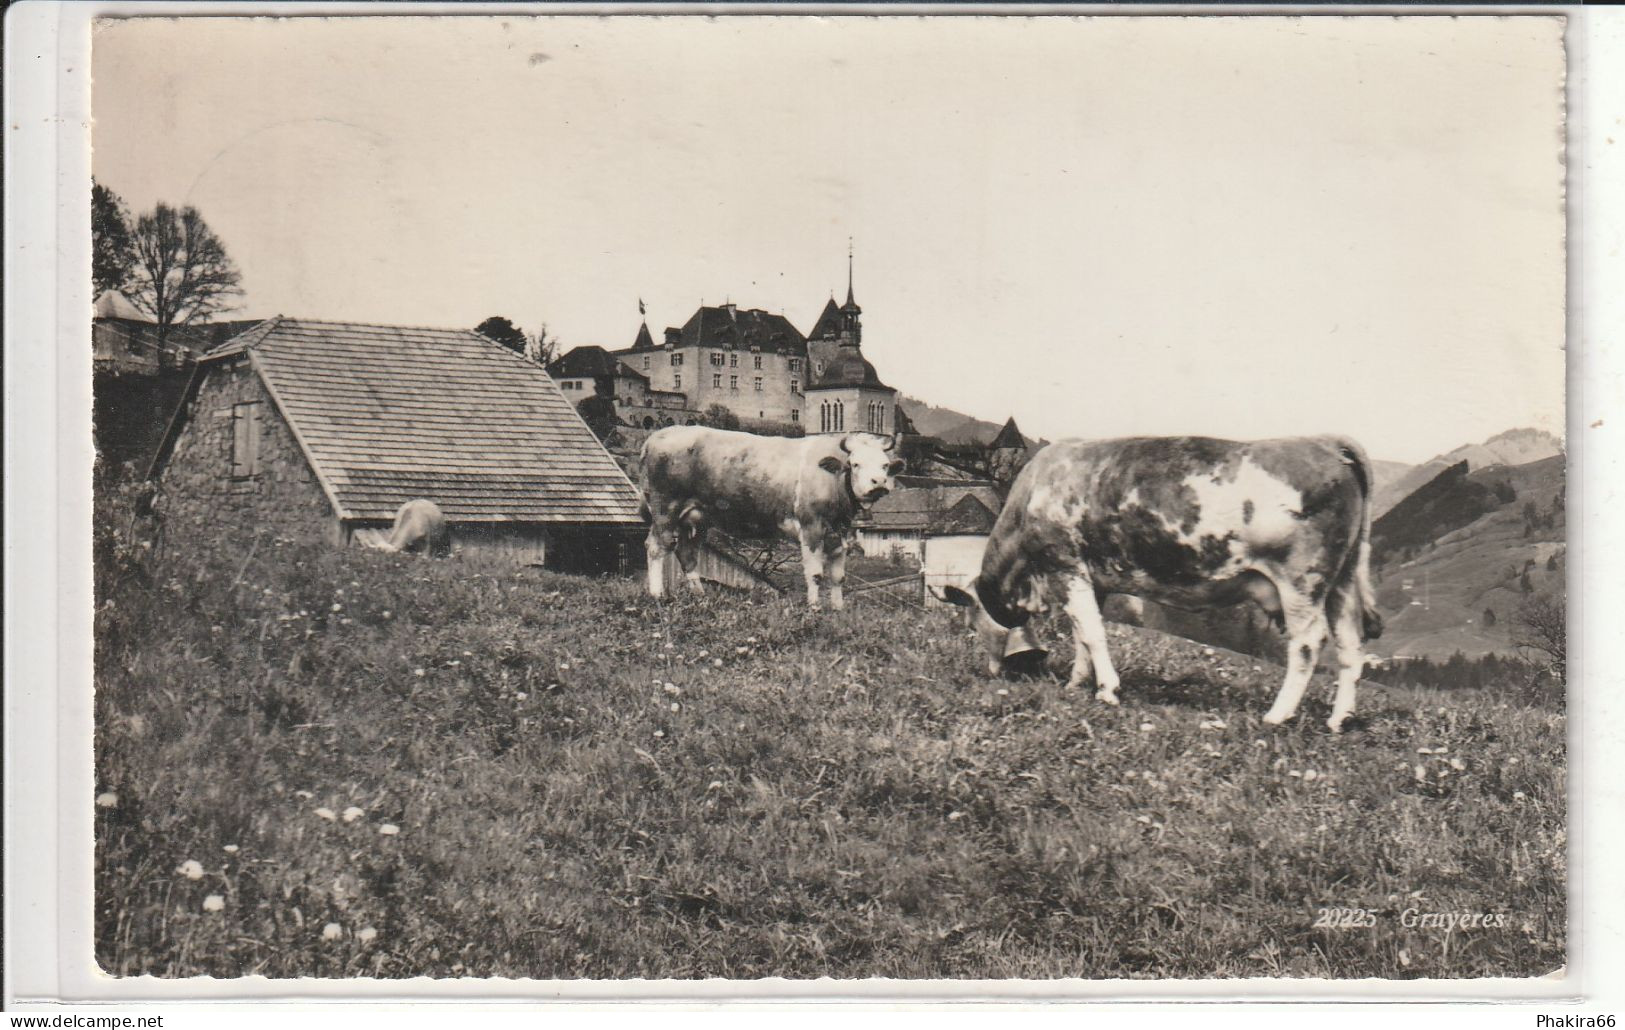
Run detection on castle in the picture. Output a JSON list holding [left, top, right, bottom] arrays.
[[549, 262, 897, 436]]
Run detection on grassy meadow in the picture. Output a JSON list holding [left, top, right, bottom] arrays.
[[94, 507, 1566, 980]]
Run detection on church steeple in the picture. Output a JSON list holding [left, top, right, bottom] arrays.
[[839, 239, 862, 345]]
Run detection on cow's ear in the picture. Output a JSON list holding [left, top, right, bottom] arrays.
[[818, 456, 846, 474], [939, 585, 977, 608]]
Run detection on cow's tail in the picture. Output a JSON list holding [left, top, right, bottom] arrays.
[[1333, 436, 1383, 641]]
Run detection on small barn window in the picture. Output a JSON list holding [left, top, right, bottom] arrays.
[[231, 401, 261, 478]]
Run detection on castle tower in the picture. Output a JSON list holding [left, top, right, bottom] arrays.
[[988, 417, 1031, 496]]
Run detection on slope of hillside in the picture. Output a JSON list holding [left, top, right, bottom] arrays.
[[1372, 428, 1562, 517], [1370, 454, 1565, 660], [897, 396, 1015, 445]]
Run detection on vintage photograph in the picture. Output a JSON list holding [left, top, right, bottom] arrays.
[[88, 15, 1566, 981]]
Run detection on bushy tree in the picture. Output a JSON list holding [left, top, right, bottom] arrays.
[[92, 180, 136, 297], [703, 404, 741, 431], [126, 202, 243, 341], [474, 316, 528, 355]]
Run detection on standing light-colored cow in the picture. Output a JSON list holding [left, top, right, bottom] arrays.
[[361, 498, 450, 557], [639, 426, 902, 608], [936, 436, 1383, 732]]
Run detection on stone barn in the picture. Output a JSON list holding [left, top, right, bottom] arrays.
[[148, 317, 646, 571]]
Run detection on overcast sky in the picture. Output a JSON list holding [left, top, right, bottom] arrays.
[[92, 15, 1566, 463]]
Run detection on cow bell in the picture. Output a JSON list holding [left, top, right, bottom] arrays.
[[1000, 623, 1049, 678]]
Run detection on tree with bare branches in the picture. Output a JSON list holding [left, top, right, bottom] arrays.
[[126, 202, 243, 344], [1512, 592, 1566, 683]]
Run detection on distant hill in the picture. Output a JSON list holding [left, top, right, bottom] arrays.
[[1369, 454, 1565, 660], [897, 396, 1043, 448], [1372, 428, 1562, 517]]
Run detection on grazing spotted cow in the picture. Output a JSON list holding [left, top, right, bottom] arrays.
[[362, 498, 450, 556], [640, 426, 901, 608], [937, 436, 1383, 732]]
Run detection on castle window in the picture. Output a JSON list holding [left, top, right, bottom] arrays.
[[789, 358, 801, 373], [729, 353, 738, 368], [729, 375, 739, 391], [712, 373, 722, 389], [671, 353, 683, 366], [231, 401, 261, 479], [710, 351, 725, 367], [753, 376, 763, 392], [674, 373, 681, 390], [790, 378, 800, 394], [753, 355, 763, 370], [835, 400, 845, 432], [642, 356, 650, 371], [791, 409, 799, 423]]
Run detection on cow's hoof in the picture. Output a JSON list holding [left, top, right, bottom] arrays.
[[1261, 710, 1291, 726], [1094, 689, 1119, 706], [1327, 714, 1350, 734]]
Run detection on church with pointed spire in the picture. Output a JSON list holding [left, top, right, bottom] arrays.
[[591, 250, 897, 435]]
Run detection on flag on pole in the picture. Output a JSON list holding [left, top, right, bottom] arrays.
[[638, 298, 646, 316]]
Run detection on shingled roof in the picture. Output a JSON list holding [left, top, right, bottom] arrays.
[[858, 481, 1002, 532], [195, 318, 643, 525], [989, 416, 1028, 451]]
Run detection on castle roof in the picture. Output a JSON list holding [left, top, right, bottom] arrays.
[[549, 345, 647, 381], [669, 305, 807, 356], [807, 297, 843, 341], [990, 417, 1028, 451], [630, 321, 656, 351], [807, 345, 891, 391]]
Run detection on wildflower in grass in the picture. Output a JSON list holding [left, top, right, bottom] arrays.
[[381, 610, 392, 619], [315, 807, 337, 821], [670, 702, 680, 713], [96, 792, 119, 809], [1202, 647, 1215, 657], [331, 603, 343, 612], [707, 781, 723, 791], [295, 790, 315, 799], [653, 730, 666, 739], [947, 811, 965, 822], [664, 683, 680, 696], [178, 860, 204, 880], [210, 625, 223, 634], [995, 688, 1009, 697], [1302, 770, 1318, 782], [1254, 739, 1268, 749], [202, 895, 225, 913], [1139, 722, 1155, 733], [413, 669, 425, 677], [1414, 765, 1426, 781], [322, 923, 344, 941], [379, 823, 400, 836], [1288, 770, 1302, 778], [223, 844, 239, 853], [735, 646, 750, 655], [357, 927, 378, 944], [697, 650, 709, 658], [1449, 758, 1466, 771], [712, 657, 724, 668], [1514, 791, 1527, 801], [342, 806, 365, 823], [515, 692, 527, 701]]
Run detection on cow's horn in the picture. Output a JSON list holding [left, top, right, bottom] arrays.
[[885, 430, 902, 452], [840, 434, 854, 454]]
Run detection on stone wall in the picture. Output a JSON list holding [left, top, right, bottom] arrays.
[[154, 358, 337, 545]]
